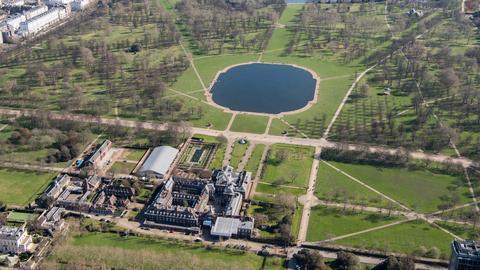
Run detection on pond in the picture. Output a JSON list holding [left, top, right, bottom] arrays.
[[210, 63, 318, 114]]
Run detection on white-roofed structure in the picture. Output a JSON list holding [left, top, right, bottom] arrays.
[[210, 217, 253, 239], [137, 146, 179, 178]]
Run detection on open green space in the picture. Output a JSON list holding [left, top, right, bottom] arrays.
[[335, 220, 454, 258], [125, 149, 147, 161], [7, 211, 38, 223], [45, 232, 264, 270], [244, 144, 266, 176], [315, 162, 388, 208], [0, 169, 55, 206], [109, 162, 137, 175], [230, 114, 269, 134], [229, 142, 249, 169], [306, 206, 402, 242], [327, 161, 471, 213], [261, 144, 314, 188]]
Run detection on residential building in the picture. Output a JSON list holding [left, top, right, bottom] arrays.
[[450, 240, 480, 270], [0, 224, 32, 254], [142, 177, 211, 232], [45, 174, 71, 200], [5, 14, 26, 31], [18, 6, 69, 36], [137, 146, 179, 179], [23, 5, 48, 20], [84, 139, 112, 168], [71, 0, 93, 11], [37, 207, 65, 231], [56, 186, 91, 212]]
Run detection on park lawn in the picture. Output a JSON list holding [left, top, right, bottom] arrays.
[[7, 211, 38, 223], [315, 162, 389, 208], [47, 232, 264, 270], [230, 114, 269, 134], [0, 169, 55, 206], [261, 144, 314, 188], [268, 118, 300, 137], [434, 221, 480, 241], [328, 161, 471, 213], [125, 149, 147, 161], [194, 54, 259, 87], [245, 144, 266, 176], [181, 97, 232, 129], [306, 206, 402, 242], [169, 66, 204, 93], [229, 142, 249, 169], [256, 182, 306, 197], [109, 162, 137, 174], [335, 219, 454, 258]]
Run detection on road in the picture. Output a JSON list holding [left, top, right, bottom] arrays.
[[297, 147, 321, 243], [0, 108, 475, 168]]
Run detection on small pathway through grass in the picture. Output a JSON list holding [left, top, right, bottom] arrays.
[[249, 144, 270, 199], [237, 143, 256, 171]]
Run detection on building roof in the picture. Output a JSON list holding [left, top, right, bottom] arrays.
[[453, 240, 480, 258], [139, 146, 179, 176], [211, 217, 241, 238]]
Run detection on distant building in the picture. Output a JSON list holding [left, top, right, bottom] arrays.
[[210, 217, 253, 239], [45, 174, 71, 200], [142, 177, 211, 232], [84, 139, 112, 169], [5, 14, 26, 31], [71, 0, 93, 11], [137, 146, 179, 179], [18, 6, 69, 37], [23, 5, 48, 20], [37, 207, 65, 231], [450, 240, 480, 270], [0, 224, 32, 254]]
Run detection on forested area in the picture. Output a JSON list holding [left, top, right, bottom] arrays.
[[0, 0, 189, 119], [176, 0, 285, 54]]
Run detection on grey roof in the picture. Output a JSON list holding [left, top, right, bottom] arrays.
[[210, 217, 240, 238], [139, 146, 179, 176]]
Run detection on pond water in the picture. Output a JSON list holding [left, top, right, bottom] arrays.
[[210, 63, 317, 114]]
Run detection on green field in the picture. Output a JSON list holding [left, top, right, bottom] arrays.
[[109, 162, 137, 174], [315, 162, 388, 208], [335, 220, 455, 258], [125, 149, 147, 161], [230, 114, 269, 134], [327, 161, 471, 213], [244, 144, 266, 176], [229, 142, 249, 169], [262, 144, 314, 188], [306, 206, 402, 242], [0, 169, 55, 206], [45, 232, 265, 270]]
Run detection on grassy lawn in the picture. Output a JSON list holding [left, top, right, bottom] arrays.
[[315, 162, 388, 208], [46, 232, 264, 270], [230, 114, 269, 134], [256, 182, 305, 197], [328, 161, 471, 213], [335, 220, 454, 258], [229, 142, 249, 169], [0, 169, 55, 206], [245, 144, 266, 176], [125, 149, 147, 161], [109, 162, 137, 175], [306, 206, 402, 242], [261, 144, 314, 188]]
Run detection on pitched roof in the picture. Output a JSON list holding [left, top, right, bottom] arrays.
[[139, 146, 179, 176]]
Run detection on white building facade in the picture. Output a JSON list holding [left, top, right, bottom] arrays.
[[0, 224, 32, 254], [24, 5, 48, 20], [18, 7, 69, 36]]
